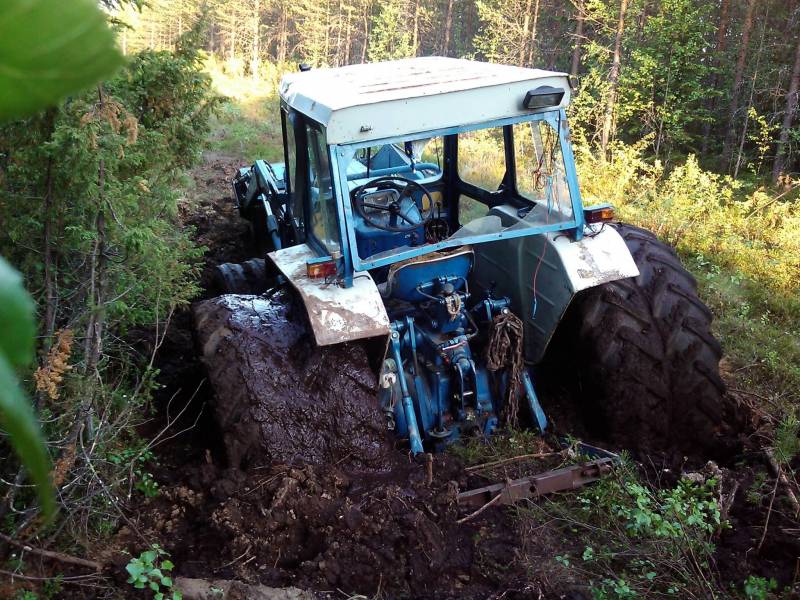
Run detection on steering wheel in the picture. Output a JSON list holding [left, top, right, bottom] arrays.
[[351, 175, 435, 233]]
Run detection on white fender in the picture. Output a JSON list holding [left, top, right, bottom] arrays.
[[472, 225, 639, 363], [268, 244, 391, 346]]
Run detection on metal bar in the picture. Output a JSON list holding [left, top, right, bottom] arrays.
[[456, 458, 614, 508]]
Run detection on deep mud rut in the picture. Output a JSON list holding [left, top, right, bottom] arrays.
[[118, 151, 799, 599]]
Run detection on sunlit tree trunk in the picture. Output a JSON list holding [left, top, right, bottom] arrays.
[[519, 0, 533, 64], [412, 0, 420, 55], [442, 0, 454, 55], [361, 1, 370, 62], [251, 0, 261, 81], [601, 0, 629, 154], [526, 0, 540, 65]]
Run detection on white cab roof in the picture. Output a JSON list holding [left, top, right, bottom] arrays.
[[279, 57, 570, 144]]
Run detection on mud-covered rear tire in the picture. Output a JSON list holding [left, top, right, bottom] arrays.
[[563, 223, 726, 454], [192, 289, 394, 470], [212, 258, 270, 295]]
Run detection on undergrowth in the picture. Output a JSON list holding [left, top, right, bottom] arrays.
[[521, 460, 753, 599], [576, 139, 800, 411]]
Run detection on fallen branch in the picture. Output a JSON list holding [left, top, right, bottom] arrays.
[[757, 476, 779, 553], [457, 491, 504, 524], [0, 531, 103, 571], [0, 568, 99, 582], [765, 449, 800, 518], [465, 451, 561, 473]]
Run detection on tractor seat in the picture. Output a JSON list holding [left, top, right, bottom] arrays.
[[383, 247, 474, 303]]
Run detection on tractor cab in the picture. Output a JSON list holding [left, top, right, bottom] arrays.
[[269, 57, 590, 290]]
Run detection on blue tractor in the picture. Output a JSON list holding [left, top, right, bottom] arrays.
[[194, 58, 725, 469]]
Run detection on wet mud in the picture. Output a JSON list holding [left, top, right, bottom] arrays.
[[115, 457, 534, 599], [192, 290, 396, 471]]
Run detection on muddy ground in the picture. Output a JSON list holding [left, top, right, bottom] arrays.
[[115, 152, 799, 600]]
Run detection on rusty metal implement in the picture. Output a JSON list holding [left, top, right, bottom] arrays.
[[457, 458, 614, 508]]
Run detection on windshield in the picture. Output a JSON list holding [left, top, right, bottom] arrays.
[[341, 116, 577, 266], [345, 138, 443, 184]]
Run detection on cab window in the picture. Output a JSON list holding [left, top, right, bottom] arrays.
[[283, 110, 303, 235], [513, 120, 573, 218], [457, 127, 506, 191], [306, 125, 341, 254]]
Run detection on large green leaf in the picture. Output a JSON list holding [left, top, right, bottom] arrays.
[[0, 256, 35, 368], [0, 353, 55, 519], [0, 0, 125, 120], [0, 257, 54, 518]]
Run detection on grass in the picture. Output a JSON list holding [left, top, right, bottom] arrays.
[[689, 254, 800, 405], [205, 57, 283, 162]]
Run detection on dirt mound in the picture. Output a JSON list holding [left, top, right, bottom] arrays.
[[120, 457, 533, 599], [192, 289, 396, 471]]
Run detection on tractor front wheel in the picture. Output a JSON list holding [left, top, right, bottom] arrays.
[[564, 223, 727, 455]]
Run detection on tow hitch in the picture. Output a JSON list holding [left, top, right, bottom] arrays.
[[457, 442, 619, 510]]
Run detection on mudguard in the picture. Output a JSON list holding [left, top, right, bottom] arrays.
[[268, 244, 391, 346], [472, 225, 639, 364]]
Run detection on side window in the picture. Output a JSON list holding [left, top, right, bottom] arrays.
[[457, 127, 506, 190], [513, 120, 573, 217], [306, 125, 341, 254], [283, 111, 302, 231], [458, 195, 488, 224]]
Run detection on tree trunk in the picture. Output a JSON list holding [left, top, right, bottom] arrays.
[[601, 0, 629, 153], [701, 0, 730, 153], [77, 87, 110, 443], [412, 0, 421, 55], [251, 0, 261, 81], [735, 9, 767, 179], [361, 3, 369, 62], [527, 0, 541, 66], [442, 0, 455, 56], [344, 7, 353, 63], [519, 0, 533, 65], [722, 0, 756, 166], [42, 157, 57, 345], [772, 32, 800, 182], [570, 0, 585, 78], [277, 3, 288, 64]]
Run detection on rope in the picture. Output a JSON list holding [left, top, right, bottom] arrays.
[[485, 311, 525, 428]]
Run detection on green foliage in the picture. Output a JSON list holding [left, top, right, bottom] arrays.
[[448, 428, 543, 464], [126, 544, 181, 599], [615, 478, 721, 539], [773, 413, 800, 467], [109, 447, 160, 497], [591, 578, 637, 600], [0, 0, 124, 120], [531, 460, 727, 597], [742, 575, 778, 600], [0, 22, 215, 542], [0, 258, 54, 519], [0, 257, 35, 368], [367, 0, 414, 62]]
